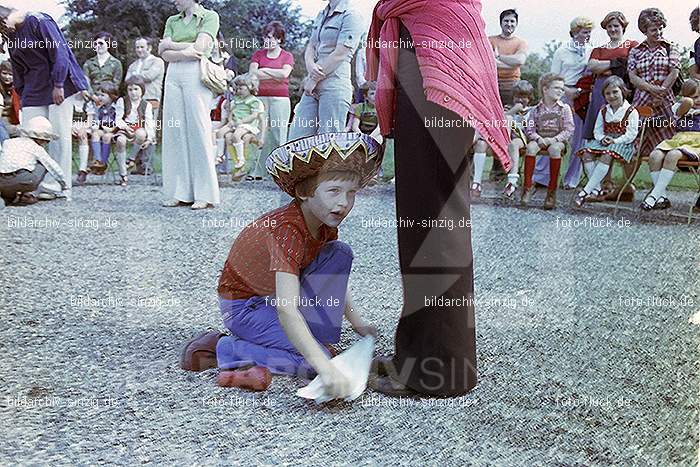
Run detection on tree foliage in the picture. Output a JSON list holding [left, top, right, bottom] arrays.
[[63, 0, 313, 91]]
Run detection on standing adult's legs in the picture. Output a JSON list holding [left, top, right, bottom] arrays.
[[249, 96, 291, 178], [287, 94, 320, 142], [181, 67, 220, 205], [318, 85, 352, 134], [391, 24, 477, 397], [162, 64, 194, 203]]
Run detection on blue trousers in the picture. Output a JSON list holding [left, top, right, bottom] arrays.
[[216, 241, 353, 376]]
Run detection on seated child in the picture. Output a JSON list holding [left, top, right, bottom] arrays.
[[521, 73, 574, 209], [0, 117, 67, 207], [182, 133, 382, 396], [348, 82, 378, 135], [575, 76, 639, 207], [72, 95, 96, 186], [471, 79, 534, 199], [88, 85, 119, 176], [642, 78, 700, 211], [113, 76, 155, 187], [214, 74, 265, 180], [0, 60, 20, 142]]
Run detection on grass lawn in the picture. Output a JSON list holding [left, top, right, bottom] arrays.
[[70, 141, 698, 193]]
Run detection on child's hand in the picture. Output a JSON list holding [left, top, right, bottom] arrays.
[[319, 363, 352, 399]]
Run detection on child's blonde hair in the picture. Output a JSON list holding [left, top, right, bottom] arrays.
[[601, 75, 630, 99], [294, 170, 362, 200], [538, 73, 565, 98], [569, 16, 594, 36], [680, 78, 700, 98], [233, 73, 259, 95]]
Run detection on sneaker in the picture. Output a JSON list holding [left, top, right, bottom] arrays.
[[117, 175, 128, 187], [76, 170, 87, 186], [543, 190, 557, 210], [126, 159, 136, 170], [217, 366, 272, 391], [520, 186, 534, 206]]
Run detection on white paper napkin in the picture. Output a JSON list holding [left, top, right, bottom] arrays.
[[297, 335, 375, 404]]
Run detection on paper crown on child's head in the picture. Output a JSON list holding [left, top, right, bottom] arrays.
[[266, 132, 384, 197], [19, 116, 58, 141]]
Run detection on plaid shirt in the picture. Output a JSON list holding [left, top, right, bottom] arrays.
[[628, 39, 680, 108], [524, 100, 574, 143]]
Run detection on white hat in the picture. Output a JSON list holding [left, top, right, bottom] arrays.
[[19, 116, 59, 141]]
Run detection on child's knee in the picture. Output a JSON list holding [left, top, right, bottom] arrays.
[[322, 240, 354, 263], [666, 149, 683, 163], [116, 136, 127, 148], [526, 141, 539, 155], [649, 150, 664, 163], [474, 140, 488, 152], [101, 133, 112, 144]]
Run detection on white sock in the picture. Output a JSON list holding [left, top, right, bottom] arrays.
[[648, 168, 674, 202], [78, 144, 89, 171], [583, 163, 609, 195], [116, 150, 127, 176], [216, 138, 225, 157], [650, 170, 659, 186], [233, 142, 245, 165], [584, 161, 596, 178], [473, 152, 486, 185]]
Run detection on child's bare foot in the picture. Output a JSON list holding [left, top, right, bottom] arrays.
[[217, 366, 272, 391]]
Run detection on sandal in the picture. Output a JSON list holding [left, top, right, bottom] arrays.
[[574, 190, 588, 207], [653, 197, 671, 210], [502, 182, 516, 198], [215, 154, 226, 165], [640, 195, 656, 211], [470, 182, 482, 199]]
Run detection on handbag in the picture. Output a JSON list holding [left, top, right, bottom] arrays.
[[196, 20, 228, 94], [200, 55, 228, 95]]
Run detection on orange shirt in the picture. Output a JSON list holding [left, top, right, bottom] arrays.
[[488, 35, 528, 81], [217, 200, 338, 300]]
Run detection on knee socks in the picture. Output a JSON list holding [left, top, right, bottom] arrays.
[[648, 168, 675, 203], [472, 152, 486, 185], [548, 158, 561, 191], [78, 144, 89, 172], [582, 163, 609, 195], [100, 142, 111, 164], [523, 155, 536, 190]]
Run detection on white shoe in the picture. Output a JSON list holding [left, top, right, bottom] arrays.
[[36, 192, 57, 200], [162, 199, 181, 207], [191, 201, 211, 210]]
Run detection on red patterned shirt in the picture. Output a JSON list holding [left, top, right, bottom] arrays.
[[217, 200, 338, 300], [628, 39, 680, 109]]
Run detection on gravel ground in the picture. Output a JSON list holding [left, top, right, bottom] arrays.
[[0, 178, 698, 466]]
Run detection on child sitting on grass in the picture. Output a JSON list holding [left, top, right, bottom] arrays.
[[575, 76, 639, 207], [181, 133, 382, 397], [471, 79, 534, 199], [521, 73, 574, 209], [642, 78, 700, 211]]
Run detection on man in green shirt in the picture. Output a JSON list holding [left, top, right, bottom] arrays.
[[82, 31, 123, 94]]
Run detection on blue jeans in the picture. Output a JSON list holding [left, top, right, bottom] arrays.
[[287, 80, 352, 141], [216, 241, 353, 376]]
